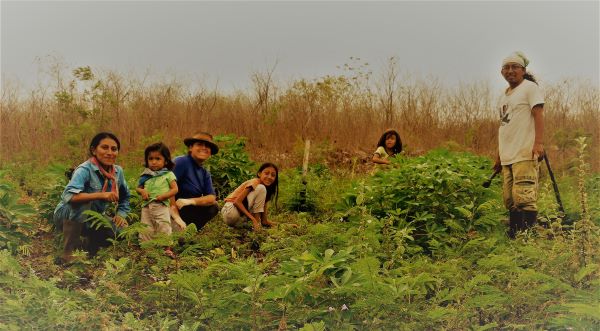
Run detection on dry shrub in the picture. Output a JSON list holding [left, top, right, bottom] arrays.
[[1, 66, 598, 172]]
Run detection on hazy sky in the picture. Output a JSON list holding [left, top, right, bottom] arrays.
[[1, 1, 599, 93]]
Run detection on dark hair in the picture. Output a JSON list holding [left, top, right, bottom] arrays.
[[257, 162, 279, 206], [89, 132, 120, 156], [376, 129, 403, 155], [144, 142, 174, 170], [524, 71, 538, 84]]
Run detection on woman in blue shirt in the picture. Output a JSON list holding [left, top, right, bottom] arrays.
[[54, 132, 131, 263], [169, 132, 219, 231]]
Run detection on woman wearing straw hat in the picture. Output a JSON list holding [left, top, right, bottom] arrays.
[[493, 51, 545, 238], [170, 132, 220, 230]]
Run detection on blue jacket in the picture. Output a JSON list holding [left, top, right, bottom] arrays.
[[54, 160, 131, 224]]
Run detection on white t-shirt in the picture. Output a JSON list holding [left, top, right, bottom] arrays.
[[373, 146, 389, 159], [498, 79, 545, 165]]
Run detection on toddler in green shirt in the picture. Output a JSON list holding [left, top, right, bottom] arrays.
[[136, 143, 179, 257]]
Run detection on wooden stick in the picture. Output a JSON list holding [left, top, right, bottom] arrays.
[[302, 139, 310, 184]]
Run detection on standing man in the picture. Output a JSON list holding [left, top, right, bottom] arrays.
[[170, 132, 220, 230], [494, 51, 545, 238]]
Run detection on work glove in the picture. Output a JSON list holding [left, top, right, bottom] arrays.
[[176, 198, 196, 209]]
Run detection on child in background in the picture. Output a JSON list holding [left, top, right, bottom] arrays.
[[372, 129, 403, 165], [136, 143, 178, 257], [221, 163, 279, 231]]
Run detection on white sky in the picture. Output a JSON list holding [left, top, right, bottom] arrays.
[[1, 1, 599, 93]]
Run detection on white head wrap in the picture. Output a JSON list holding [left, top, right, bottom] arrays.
[[502, 51, 529, 68]]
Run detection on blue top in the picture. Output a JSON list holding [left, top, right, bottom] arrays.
[[173, 154, 216, 199], [53, 160, 131, 224]]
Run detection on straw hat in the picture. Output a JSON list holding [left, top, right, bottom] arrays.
[[183, 132, 219, 154]]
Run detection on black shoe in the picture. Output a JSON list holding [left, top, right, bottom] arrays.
[[508, 210, 523, 239], [54, 256, 75, 267], [522, 211, 538, 230]]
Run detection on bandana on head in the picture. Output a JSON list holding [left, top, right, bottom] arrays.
[[502, 51, 529, 68], [89, 157, 119, 198]]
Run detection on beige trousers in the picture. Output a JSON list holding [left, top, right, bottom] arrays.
[[502, 160, 539, 212], [221, 184, 267, 227], [139, 201, 172, 242]]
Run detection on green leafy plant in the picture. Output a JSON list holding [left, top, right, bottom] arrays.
[[36, 164, 71, 227], [203, 134, 256, 199], [0, 178, 36, 252], [341, 149, 502, 253], [2, 144, 599, 330], [279, 163, 342, 214]]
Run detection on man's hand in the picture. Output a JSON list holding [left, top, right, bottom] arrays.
[[493, 155, 502, 173], [532, 142, 544, 161]]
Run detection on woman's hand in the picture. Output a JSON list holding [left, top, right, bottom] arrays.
[[251, 219, 262, 232], [113, 215, 128, 228], [102, 191, 119, 202]]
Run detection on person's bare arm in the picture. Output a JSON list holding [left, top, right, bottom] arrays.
[[169, 196, 179, 216], [493, 153, 502, 173], [169, 196, 187, 230], [175, 194, 217, 210], [178, 195, 216, 206], [191, 195, 217, 206], [232, 187, 261, 231], [259, 204, 275, 227], [372, 155, 391, 165], [70, 191, 118, 203], [531, 104, 544, 159], [136, 186, 149, 200]]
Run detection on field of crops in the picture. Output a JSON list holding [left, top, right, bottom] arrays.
[[1, 134, 598, 330]]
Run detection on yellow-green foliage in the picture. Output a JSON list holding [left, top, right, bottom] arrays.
[[0, 147, 599, 330]]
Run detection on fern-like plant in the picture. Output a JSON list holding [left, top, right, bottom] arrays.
[[0, 180, 36, 253]]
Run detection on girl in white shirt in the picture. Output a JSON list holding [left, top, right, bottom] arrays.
[[221, 163, 279, 231], [372, 129, 403, 165]]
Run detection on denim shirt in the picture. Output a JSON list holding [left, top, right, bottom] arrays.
[[54, 160, 131, 224]]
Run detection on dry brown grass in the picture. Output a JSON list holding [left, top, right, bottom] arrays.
[[1, 67, 598, 173]]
